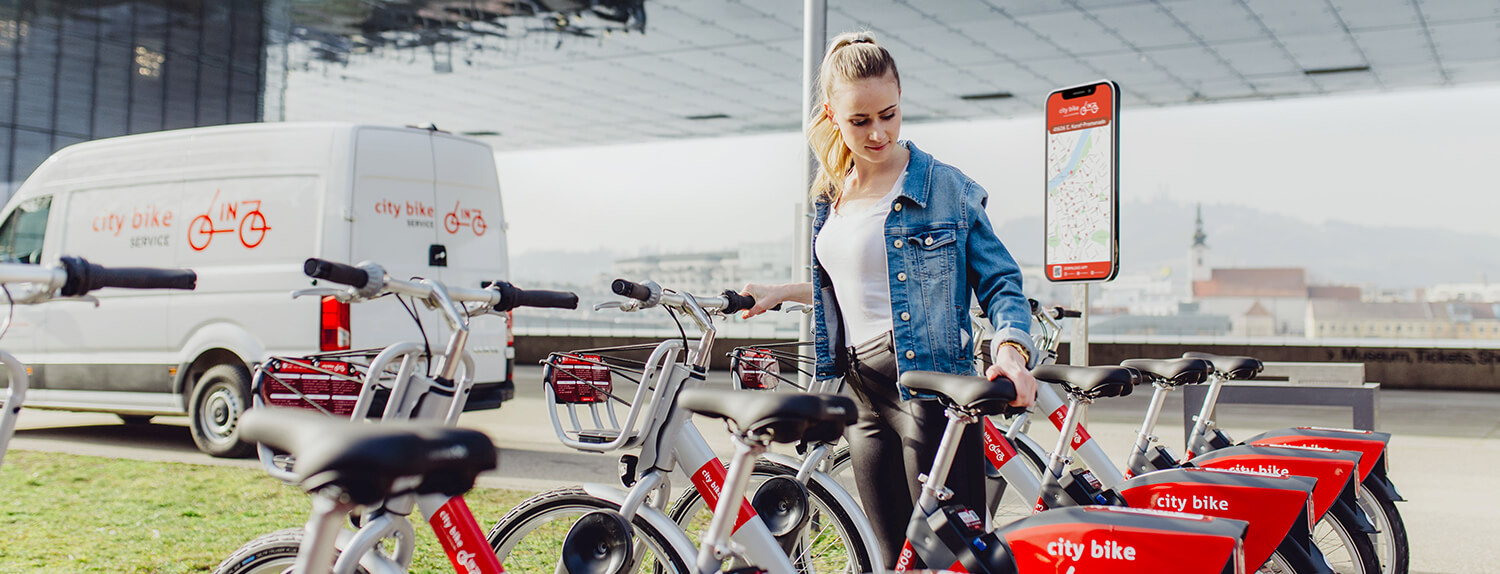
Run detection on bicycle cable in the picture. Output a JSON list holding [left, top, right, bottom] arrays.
[[395, 291, 434, 376]]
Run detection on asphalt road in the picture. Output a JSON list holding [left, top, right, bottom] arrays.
[[7, 365, 1499, 573]]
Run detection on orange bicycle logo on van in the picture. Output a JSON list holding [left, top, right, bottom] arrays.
[[189, 189, 272, 251], [443, 200, 487, 236]]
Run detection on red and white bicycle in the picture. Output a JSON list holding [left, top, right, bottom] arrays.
[[0, 257, 197, 468]]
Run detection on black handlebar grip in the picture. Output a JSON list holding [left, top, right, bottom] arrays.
[[720, 290, 756, 315], [1028, 298, 1040, 313], [492, 281, 578, 311], [304, 258, 369, 288], [58, 256, 196, 296], [611, 279, 651, 301], [1051, 306, 1083, 319]]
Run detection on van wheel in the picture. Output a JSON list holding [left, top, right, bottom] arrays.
[[118, 414, 154, 425], [189, 364, 253, 458]]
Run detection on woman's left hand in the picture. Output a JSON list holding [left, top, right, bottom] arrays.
[[987, 345, 1037, 408]]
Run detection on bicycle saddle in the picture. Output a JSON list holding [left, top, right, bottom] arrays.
[[239, 407, 497, 504], [1032, 365, 1137, 399], [1183, 352, 1264, 380], [897, 371, 1018, 415], [678, 389, 856, 444], [1120, 358, 1213, 386]]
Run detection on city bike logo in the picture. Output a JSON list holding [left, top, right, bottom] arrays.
[[189, 189, 271, 251], [444, 200, 487, 236]]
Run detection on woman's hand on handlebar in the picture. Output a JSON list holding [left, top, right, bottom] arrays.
[[738, 282, 813, 319], [987, 344, 1037, 408]]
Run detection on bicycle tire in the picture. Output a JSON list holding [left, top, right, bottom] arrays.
[[1356, 483, 1409, 574], [666, 459, 874, 573], [488, 486, 692, 573], [214, 528, 372, 574], [1313, 503, 1382, 574]]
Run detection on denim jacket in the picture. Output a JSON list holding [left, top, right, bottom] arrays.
[[812, 141, 1035, 389]]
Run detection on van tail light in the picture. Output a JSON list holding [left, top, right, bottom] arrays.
[[505, 310, 515, 383], [320, 295, 351, 351], [549, 354, 610, 403], [736, 349, 780, 390]]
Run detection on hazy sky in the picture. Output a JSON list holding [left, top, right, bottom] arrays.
[[496, 82, 1500, 257]]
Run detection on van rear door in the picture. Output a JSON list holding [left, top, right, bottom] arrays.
[[348, 128, 446, 360], [431, 134, 509, 391]]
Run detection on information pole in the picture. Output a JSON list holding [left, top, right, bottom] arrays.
[[1043, 80, 1121, 367]]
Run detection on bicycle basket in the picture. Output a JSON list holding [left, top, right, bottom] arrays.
[[254, 349, 390, 418], [727, 342, 814, 392], [542, 342, 682, 453]]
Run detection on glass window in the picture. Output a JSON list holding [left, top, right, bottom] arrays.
[[0, 195, 52, 264]]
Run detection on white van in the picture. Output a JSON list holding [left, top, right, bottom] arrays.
[[0, 123, 514, 457]]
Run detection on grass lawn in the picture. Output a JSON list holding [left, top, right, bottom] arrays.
[[0, 450, 531, 573]]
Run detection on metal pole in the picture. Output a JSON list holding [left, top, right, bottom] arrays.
[[1071, 284, 1089, 366], [797, 0, 826, 388]]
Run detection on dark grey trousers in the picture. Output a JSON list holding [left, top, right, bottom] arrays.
[[842, 331, 985, 568]]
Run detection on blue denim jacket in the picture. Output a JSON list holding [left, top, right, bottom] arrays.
[[813, 141, 1035, 388]]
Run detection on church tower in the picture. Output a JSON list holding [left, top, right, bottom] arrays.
[[1190, 204, 1210, 281]]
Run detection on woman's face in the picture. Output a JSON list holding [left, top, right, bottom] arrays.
[[827, 71, 902, 167]]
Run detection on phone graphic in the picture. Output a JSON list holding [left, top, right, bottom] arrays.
[[1044, 80, 1120, 283]]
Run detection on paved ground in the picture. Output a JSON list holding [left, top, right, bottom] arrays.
[[7, 366, 1498, 573]]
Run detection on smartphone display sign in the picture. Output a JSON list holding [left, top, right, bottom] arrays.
[[1044, 80, 1120, 283]]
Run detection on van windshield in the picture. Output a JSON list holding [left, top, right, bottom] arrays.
[[0, 196, 52, 264]]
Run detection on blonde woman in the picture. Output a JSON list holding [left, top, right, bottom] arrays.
[[740, 31, 1039, 567]]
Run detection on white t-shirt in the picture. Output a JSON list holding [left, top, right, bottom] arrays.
[[815, 170, 906, 346]]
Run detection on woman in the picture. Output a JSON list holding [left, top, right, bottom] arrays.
[[740, 31, 1039, 567]]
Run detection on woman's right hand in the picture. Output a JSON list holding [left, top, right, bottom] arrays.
[[738, 282, 813, 319]]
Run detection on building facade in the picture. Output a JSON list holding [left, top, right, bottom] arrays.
[[2, 0, 273, 198]]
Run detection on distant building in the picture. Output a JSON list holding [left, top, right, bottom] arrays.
[[1091, 313, 1232, 337], [1192, 267, 1361, 336], [610, 241, 795, 299], [1308, 300, 1500, 340], [1424, 282, 1500, 303]]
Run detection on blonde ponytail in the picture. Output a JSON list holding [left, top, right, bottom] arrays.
[[807, 31, 900, 203]]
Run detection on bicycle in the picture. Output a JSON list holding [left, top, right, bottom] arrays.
[[215, 257, 578, 574], [734, 300, 1364, 573], [486, 279, 864, 574], [0, 256, 197, 468], [223, 406, 503, 574], [965, 305, 1382, 573]]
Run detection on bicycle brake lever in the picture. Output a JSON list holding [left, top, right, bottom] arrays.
[[594, 300, 639, 312], [52, 294, 101, 307], [291, 287, 354, 302], [780, 302, 814, 315]]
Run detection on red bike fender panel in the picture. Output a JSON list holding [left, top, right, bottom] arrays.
[[1190, 446, 1360, 521], [690, 459, 757, 532], [1244, 428, 1388, 483], [983, 418, 1020, 468], [997, 506, 1246, 573], [1115, 468, 1314, 568]]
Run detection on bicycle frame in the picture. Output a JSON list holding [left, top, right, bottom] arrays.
[[549, 286, 798, 574], [0, 350, 31, 468]]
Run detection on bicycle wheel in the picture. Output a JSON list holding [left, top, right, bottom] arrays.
[[667, 459, 874, 573], [214, 528, 372, 574], [1313, 505, 1382, 574], [488, 486, 692, 573], [1356, 483, 1408, 574]]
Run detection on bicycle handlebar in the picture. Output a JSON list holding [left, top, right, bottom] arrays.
[[720, 290, 756, 315], [612, 278, 651, 301], [304, 258, 369, 289], [58, 256, 196, 296], [1055, 307, 1082, 319], [493, 281, 578, 311]]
